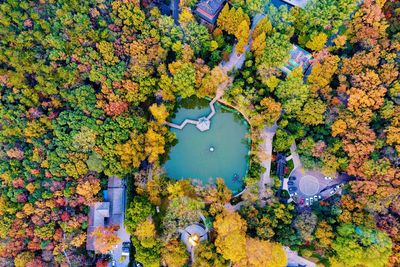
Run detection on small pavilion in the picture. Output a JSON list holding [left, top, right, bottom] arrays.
[[196, 117, 211, 132], [180, 223, 208, 261]]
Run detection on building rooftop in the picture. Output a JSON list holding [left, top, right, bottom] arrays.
[[180, 223, 208, 253], [196, 117, 211, 131], [195, 0, 225, 24], [281, 44, 312, 74], [86, 202, 110, 251]]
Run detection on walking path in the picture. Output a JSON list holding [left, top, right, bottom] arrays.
[[290, 142, 302, 170], [107, 177, 130, 267], [285, 246, 316, 267], [224, 201, 245, 212], [259, 123, 278, 206], [165, 119, 200, 130], [165, 79, 230, 130]]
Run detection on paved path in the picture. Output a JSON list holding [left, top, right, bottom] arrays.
[[290, 142, 302, 169], [259, 124, 278, 206], [280, 0, 308, 8], [165, 119, 199, 129], [219, 14, 265, 73], [224, 201, 245, 212], [170, 0, 179, 25], [285, 246, 316, 267], [108, 177, 130, 267]]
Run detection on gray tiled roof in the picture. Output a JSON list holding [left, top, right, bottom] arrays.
[[195, 0, 225, 24], [198, 0, 224, 15]]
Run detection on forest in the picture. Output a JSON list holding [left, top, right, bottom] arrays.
[[0, 0, 399, 266]]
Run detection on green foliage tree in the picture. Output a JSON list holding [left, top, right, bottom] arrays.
[[330, 224, 392, 267], [161, 240, 190, 267], [173, 63, 196, 98], [125, 196, 154, 234], [256, 32, 292, 70], [193, 242, 229, 267]]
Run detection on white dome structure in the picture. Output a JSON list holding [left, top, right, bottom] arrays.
[[180, 223, 208, 253]]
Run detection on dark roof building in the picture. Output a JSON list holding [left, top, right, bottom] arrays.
[[195, 0, 225, 26]]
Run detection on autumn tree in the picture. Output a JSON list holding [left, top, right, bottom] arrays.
[[91, 225, 121, 254], [236, 238, 287, 267], [115, 131, 145, 169], [161, 240, 189, 267], [346, 0, 388, 49], [200, 178, 232, 215], [214, 211, 247, 263], [275, 68, 309, 119], [149, 104, 169, 123], [193, 242, 229, 267], [162, 196, 205, 241], [198, 67, 228, 97], [252, 17, 273, 40], [305, 32, 328, 51], [235, 20, 250, 55], [125, 196, 154, 233], [134, 218, 158, 248], [76, 174, 101, 204], [297, 99, 327, 125], [315, 220, 334, 249], [145, 126, 166, 163]]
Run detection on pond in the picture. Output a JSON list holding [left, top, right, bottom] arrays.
[[164, 98, 250, 194]]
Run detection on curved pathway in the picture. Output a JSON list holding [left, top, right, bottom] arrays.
[[259, 123, 278, 206], [165, 80, 229, 130]]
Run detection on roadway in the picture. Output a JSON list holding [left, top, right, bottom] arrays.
[[108, 177, 131, 267]]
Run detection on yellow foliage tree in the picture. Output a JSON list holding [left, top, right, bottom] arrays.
[[115, 131, 145, 168], [315, 220, 334, 248], [134, 219, 157, 248], [235, 20, 250, 55], [236, 238, 287, 267], [14, 251, 35, 267], [251, 32, 266, 57], [259, 97, 282, 125], [161, 240, 190, 267], [252, 17, 272, 39], [214, 211, 247, 263], [306, 32, 328, 51], [149, 103, 169, 123], [199, 66, 228, 97], [145, 127, 166, 163], [332, 119, 347, 137], [297, 99, 327, 125], [97, 41, 118, 65], [179, 8, 194, 25], [71, 232, 87, 247], [91, 225, 121, 254], [76, 176, 101, 204]]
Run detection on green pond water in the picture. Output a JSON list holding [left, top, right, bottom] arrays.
[[164, 98, 250, 194]]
